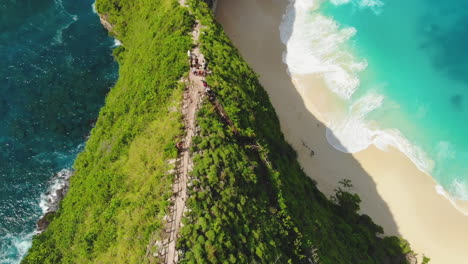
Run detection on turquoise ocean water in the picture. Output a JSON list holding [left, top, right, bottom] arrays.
[[0, 0, 117, 263], [282, 0, 468, 205]]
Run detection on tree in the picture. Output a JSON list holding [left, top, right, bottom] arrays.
[[331, 179, 361, 217]]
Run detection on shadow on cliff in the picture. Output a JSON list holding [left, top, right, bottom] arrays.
[[215, 0, 401, 238]]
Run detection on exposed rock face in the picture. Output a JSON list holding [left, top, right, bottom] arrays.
[[37, 212, 55, 233], [406, 254, 418, 264], [99, 14, 114, 33], [36, 170, 72, 233]]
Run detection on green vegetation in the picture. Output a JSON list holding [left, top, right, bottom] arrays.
[[23, 0, 192, 263], [23, 0, 422, 263], [177, 0, 418, 263], [423, 255, 431, 264]]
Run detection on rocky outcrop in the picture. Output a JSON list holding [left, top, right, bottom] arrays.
[[36, 170, 72, 234], [406, 253, 418, 264], [99, 14, 114, 33], [37, 212, 55, 233]]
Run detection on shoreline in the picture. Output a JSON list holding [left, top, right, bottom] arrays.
[[215, 0, 468, 263], [36, 169, 73, 233]]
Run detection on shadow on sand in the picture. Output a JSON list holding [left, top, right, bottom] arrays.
[[215, 0, 401, 238]]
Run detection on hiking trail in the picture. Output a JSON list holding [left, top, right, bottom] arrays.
[[145, 3, 206, 262], [146, 1, 226, 262]]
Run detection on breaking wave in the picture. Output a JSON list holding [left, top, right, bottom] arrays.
[[0, 232, 33, 264], [0, 168, 73, 264], [39, 169, 73, 214], [280, 0, 435, 175], [280, 0, 366, 99], [112, 38, 122, 47]]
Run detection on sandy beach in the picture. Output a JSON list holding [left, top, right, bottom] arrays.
[[216, 0, 468, 263]]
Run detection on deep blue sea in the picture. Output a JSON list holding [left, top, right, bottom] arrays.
[[282, 0, 468, 209], [0, 0, 117, 263]]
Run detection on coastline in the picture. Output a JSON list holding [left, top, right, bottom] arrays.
[[215, 0, 468, 263]]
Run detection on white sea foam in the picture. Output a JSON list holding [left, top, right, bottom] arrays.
[[330, 0, 384, 14], [53, 16, 78, 44], [281, 0, 468, 214], [436, 184, 468, 215], [324, 93, 434, 174], [3, 169, 75, 263], [0, 233, 34, 264], [358, 0, 384, 8], [280, 0, 367, 100], [280, 0, 434, 175], [112, 39, 122, 47], [39, 168, 73, 214], [53, 0, 79, 44], [325, 93, 383, 152], [92, 2, 98, 14], [330, 0, 351, 5]]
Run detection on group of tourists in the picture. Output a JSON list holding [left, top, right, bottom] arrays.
[[189, 52, 209, 77], [188, 50, 214, 99], [176, 50, 217, 152]]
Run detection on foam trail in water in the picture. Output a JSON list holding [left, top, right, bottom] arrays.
[[330, 0, 384, 14], [53, 0, 79, 44]]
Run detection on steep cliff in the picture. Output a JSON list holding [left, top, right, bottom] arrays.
[[22, 0, 417, 263]]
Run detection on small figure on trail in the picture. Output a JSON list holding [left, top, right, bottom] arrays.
[[176, 141, 183, 152], [195, 58, 199, 66], [205, 86, 215, 101], [202, 80, 208, 88], [198, 70, 204, 76], [193, 69, 198, 76]]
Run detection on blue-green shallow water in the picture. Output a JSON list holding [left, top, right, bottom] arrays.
[[320, 0, 468, 199], [0, 0, 117, 262]]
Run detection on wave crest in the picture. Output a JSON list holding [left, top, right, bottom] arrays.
[[280, 0, 367, 99], [281, 0, 434, 175], [325, 92, 434, 175], [39, 168, 73, 214]]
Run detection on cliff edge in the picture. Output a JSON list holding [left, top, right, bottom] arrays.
[[22, 0, 420, 263]]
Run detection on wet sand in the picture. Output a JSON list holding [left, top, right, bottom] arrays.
[[215, 0, 468, 263]]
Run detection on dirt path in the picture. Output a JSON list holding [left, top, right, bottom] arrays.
[[163, 50, 205, 264], [144, 1, 222, 262], [162, 5, 206, 263]]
